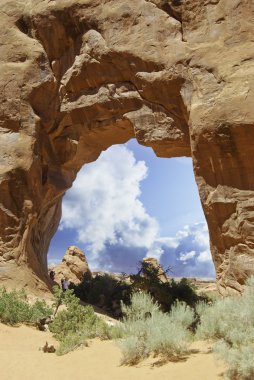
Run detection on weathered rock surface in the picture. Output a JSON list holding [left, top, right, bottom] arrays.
[[0, 0, 254, 293], [50, 246, 91, 285], [143, 257, 168, 283]]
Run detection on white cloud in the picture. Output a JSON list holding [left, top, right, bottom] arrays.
[[192, 223, 210, 247], [145, 236, 179, 260], [146, 246, 164, 261], [176, 226, 190, 239], [160, 222, 215, 278], [197, 250, 211, 263], [179, 250, 196, 262], [60, 145, 159, 258], [155, 237, 179, 248], [59, 145, 215, 278]]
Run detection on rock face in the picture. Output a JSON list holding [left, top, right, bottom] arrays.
[[143, 257, 168, 283], [0, 0, 254, 293], [51, 246, 91, 285]]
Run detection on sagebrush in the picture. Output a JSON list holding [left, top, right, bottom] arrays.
[[196, 277, 254, 380], [116, 292, 194, 365]]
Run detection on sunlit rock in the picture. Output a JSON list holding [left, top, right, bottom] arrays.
[[0, 0, 254, 293], [51, 246, 91, 285]]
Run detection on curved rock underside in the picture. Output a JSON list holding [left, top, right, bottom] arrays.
[[0, 0, 254, 294]]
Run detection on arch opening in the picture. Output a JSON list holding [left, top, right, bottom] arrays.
[[1, 0, 254, 295], [48, 139, 215, 280]]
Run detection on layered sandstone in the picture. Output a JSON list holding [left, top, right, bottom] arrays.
[[50, 246, 91, 285], [0, 0, 254, 294]]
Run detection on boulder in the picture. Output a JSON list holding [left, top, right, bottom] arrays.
[[143, 257, 168, 283], [52, 246, 91, 285]]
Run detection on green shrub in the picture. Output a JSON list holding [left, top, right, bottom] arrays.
[[196, 277, 254, 379], [116, 292, 194, 365], [50, 300, 97, 341], [130, 261, 207, 312], [0, 287, 52, 326], [73, 273, 132, 317], [73, 263, 206, 318], [147, 310, 193, 359], [121, 291, 160, 321], [107, 323, 125, 340], [49, 289, 111, 355], [170, 300, 196, 328], [118, 335, 149, 365], [29, 299, 53, 323], [56, 332, 88, 356], [215, 341, 254, 380]]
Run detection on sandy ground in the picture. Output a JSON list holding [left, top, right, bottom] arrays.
[[0, 323, 225, 380]]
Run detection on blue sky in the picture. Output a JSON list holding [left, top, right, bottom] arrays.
[[48, 139, 215, 278]]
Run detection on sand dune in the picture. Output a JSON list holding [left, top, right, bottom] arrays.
[[0, 323, 224, 380]]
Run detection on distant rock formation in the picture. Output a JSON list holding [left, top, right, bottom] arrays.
[[1, 0, 254, 294], [51, 246, 91, 285], [143, 257, 168, 283]]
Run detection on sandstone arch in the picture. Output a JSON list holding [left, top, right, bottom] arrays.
[[0, 0, 254, 294]]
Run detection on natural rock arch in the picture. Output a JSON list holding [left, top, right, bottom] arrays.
[[0, 0, 254, 294]]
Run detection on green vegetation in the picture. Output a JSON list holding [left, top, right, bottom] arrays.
[[73, 273, 132, 317], [196, 277, 254, 380], [73, 261, 208, 317], [0, 287, 52, 326], [115, 292, 195, 365], [130, 260, 208, 312], [4, 270, 254, 380], [49, 287, 110, 355], [110, 275, 254, 375]]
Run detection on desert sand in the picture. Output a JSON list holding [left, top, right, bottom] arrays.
[[0, 323, 225, 380]]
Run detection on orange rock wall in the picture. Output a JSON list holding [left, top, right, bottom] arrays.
[[0, 0, 254, 293]]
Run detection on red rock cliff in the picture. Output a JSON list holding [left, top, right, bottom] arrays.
[[0, 0, 254, 294]]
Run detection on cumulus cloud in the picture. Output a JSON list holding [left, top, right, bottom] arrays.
[[197, 250, 211, 263], [91, 222, 215, 277], [59, 145, 215, 278], [145, 237, 179, 261], [60, 145, 159, 257], [160, 223, 215, 278], [179, 251, 196, 262]]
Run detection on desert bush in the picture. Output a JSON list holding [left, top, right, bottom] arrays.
[[147, 310, 193, 359], [73, 263, 206, 318], [0, 287, 52, 326], [118, 334, 149, 365], [117, 292, 194, 365], [130, 261, 207, 312], [170, 300, 196, 327], [121, 291, 160, 321], [196, 277, 254, 379], [107, 323, 125, 340], [72, 273, 132, 317], [49, 288, 111, 355], [29, 299, 53, 323], [56, 332, 89, 356], [215, 341, 254, 380]]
